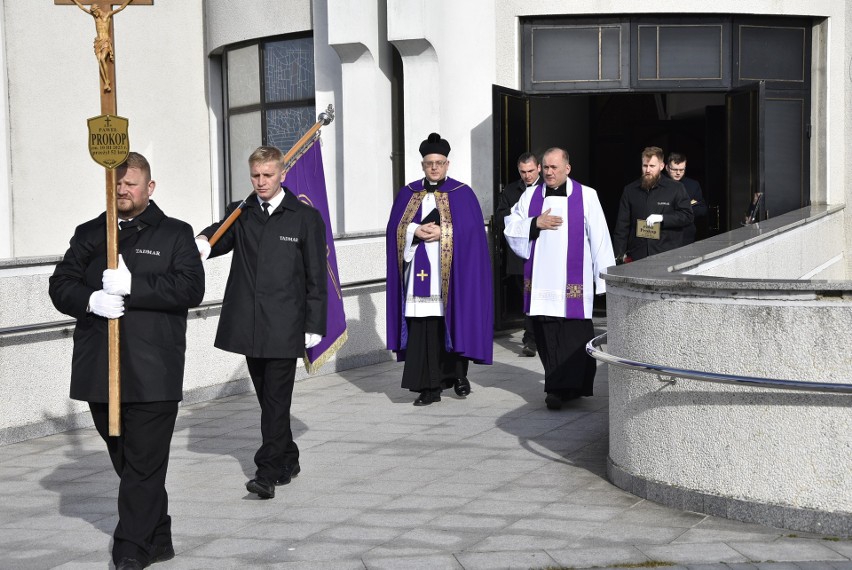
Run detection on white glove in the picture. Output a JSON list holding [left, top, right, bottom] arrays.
[[196, 238, 211, 261], [102, 254, 132, 296], [305, 333, 322, 349], [646, 214, 663, 226], [88, 290, 125, 319]]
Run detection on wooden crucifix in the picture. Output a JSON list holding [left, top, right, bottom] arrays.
[[56, 0, 153, 436]]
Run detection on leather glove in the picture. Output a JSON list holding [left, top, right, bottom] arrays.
[[646, 214, 663, 226], [196, 237, 211, 261], [305, 333, 322, 349], [88, 290, 125, 319], [102, 254, 132, 296]]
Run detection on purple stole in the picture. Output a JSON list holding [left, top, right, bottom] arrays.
[[411, 202, 433, 298], [523, 179, 585, 318]]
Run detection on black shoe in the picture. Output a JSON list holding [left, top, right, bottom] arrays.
[[149, 543, 175, 565], [522, 343, 536, 357], [246, 478, 275, 499], [116, 558, 145, 570], [275, 463, 301, 486], [413, 390, 441, 406], [545, 393, 562, 410], [453, 377, 471, 397]]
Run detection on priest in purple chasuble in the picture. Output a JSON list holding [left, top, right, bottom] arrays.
[[386, 133, 493, 406], [504, 147, 615, 410]]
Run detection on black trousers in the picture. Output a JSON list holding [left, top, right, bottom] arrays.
[[532, 317, 597, 396], [246, 357, 298, 482], [401, 316, 469, 392], [511, 275, 536, 347], [89, 401, 177, 566]]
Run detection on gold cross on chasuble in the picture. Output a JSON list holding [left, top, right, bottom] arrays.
[[416, 270, 429, 282]]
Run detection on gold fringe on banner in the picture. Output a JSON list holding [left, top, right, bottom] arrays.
[[303, 329, 349, 374]]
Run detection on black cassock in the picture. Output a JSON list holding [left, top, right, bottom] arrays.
[[401, 316, 469, 392], [532, 316, 596, 397]]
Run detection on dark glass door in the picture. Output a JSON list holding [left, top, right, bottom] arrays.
[[492, 85, 530, 331], [726, 81, 765, 230]]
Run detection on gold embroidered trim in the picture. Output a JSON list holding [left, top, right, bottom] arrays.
[[302, 329, 349, 375], [566, 284, 583, 299], [434, 191, 453, 303], [396, 192, 426, 278], [524, 278, 532, 292]]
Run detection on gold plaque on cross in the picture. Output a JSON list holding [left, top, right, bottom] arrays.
[[87, 114, 129, 169], [636, 219, 661, 240]]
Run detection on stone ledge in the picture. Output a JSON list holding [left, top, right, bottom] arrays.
[[607, 457, 852, 537]]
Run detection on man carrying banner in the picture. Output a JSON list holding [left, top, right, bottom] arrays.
[[196, 145, 327, 499], [386, 132, 493, 406], [49, 152, 205, 568]]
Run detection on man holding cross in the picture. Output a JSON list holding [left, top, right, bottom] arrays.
[[385, 133, 493, 406], [49, 152, 205, 569]]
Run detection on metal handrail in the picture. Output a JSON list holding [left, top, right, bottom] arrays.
[[586, 332, 852, 394], [0, 278, 387, 337]]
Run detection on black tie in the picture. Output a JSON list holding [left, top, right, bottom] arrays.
[[119, 220, 138, 231], [262, 202, 271, 215]]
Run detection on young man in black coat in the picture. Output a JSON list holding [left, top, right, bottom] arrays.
[[666, 151, 708, 245], [495, 152, 540, 356], [196, 146, 327, 499], [612, 146, 694, 262], [49, 152, 205, 570]]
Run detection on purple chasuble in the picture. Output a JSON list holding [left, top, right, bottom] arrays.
[[385, 177, 493, 365], [523, 179, 585, 319]]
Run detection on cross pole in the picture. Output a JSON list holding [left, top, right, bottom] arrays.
[[56, 0, 154, 436]]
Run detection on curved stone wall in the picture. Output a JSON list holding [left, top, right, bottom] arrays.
[[602, 206, 852, 536]]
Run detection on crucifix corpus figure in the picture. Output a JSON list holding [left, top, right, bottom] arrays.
[[71, 0, 132, 92]]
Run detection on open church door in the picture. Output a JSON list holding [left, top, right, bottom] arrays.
[[725, 82, 765, 230], [492, 85, 530, 331]]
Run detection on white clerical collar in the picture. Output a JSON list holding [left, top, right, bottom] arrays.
[[257, 189, 285, 211]]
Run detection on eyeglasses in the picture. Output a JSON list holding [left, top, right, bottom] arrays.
[[422, 160, 447, 168]]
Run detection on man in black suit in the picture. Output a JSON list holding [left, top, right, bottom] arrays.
[[666, 152, 708, 245], [495, 152, 540, 356], [49, 152, 205, 569], [196, 146, 327, 500]]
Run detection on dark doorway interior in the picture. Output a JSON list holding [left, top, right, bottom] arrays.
[[525, 92, 726, 238]]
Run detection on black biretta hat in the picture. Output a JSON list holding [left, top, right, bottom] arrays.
[[419, 132, 451, 157]]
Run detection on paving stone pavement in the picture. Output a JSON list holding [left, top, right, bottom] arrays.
[[1, 330, 850, 569]]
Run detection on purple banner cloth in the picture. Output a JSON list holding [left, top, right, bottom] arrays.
[[523, 179, 585, 318], [285, 140, 347, 372]]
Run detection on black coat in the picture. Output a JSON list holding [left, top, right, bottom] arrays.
[[612, 176, 694, 261], [680, 176, 708, 245], [495, 178, 535, 275], [200, 190, 327, 359], [49, 201, 205, 403]]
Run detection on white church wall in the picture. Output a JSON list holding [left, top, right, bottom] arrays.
[[327, 0, 394, 234], [6, 0, 212, 259], [0, 0, 10, 260], [387, 0, 496, 213]]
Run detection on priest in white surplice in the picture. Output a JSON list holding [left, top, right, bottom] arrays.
[[504, 147, 615, 410]]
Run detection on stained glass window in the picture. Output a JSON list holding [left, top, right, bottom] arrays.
[[264, 37, 315, 103], [223, 33, 315, 201], [266, 107, 314, 152]]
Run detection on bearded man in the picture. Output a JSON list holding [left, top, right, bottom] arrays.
[[612, 146, 693, 262]]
